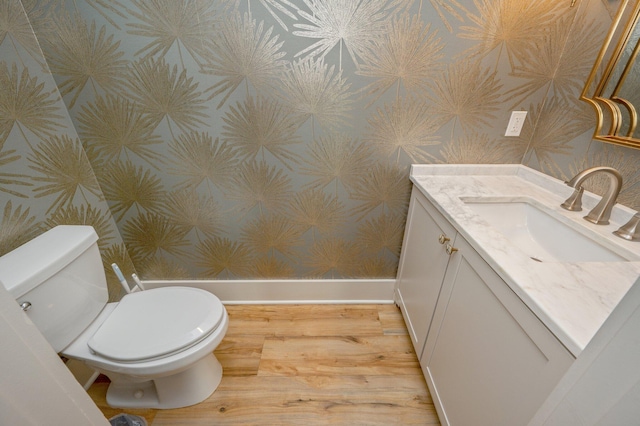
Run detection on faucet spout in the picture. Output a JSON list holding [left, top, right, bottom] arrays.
[[561, 166, 622, 225]]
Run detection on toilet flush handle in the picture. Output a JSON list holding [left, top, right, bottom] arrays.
[[19, 301, 32, 311]]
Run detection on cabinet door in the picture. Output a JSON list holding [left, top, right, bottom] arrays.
[[396, 186, 456, 357], [422, 236, 574, 426]]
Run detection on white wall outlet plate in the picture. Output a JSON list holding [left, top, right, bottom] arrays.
[[505, 111, 527, 137]]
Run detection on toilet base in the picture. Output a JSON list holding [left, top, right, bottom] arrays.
[[104, 353, 223, 409]]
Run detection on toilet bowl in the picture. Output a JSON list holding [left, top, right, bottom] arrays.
[[64, 287, 229, 409], [0, 226, 229, 409]]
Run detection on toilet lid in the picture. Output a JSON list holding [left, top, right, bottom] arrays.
[[87, 287, 224, 362]]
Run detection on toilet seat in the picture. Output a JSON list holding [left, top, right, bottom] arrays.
[[88, 287, 224, 362]]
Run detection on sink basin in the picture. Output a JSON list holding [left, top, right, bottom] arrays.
[[463, 198, 633, 263]]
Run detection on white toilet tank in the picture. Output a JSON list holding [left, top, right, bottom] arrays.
[[0, 225, 108, 352]]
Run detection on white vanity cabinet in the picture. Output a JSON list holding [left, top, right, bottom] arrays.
[[396, 187, 575, 426], [395, 186, 457, 358]]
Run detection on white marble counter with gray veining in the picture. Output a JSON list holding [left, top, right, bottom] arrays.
[[410, 164, 640, 357]]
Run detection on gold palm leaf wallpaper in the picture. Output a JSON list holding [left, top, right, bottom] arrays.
[[203, 11, 287, 108], [2, 0, 640, 300], [43, 11, 127, 108]]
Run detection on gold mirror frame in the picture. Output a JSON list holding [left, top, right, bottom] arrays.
[[582, 0, 640, 149]]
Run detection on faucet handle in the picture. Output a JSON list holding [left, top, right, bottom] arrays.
[[613, 213, 640, 241], [561, 187, 584, 211]]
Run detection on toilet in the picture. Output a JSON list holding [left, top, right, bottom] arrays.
[[0, 225, 228, 409]]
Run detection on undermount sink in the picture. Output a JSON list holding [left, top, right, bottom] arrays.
[[462, 197, 634, 263]]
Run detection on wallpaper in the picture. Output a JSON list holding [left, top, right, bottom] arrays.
[[0, 0, 135, 300], [1, 0, 639, 291]]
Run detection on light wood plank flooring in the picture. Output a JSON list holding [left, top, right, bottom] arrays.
[[87, 304, 440, 425]]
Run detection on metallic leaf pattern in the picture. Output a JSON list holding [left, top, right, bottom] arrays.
[[521, 98, 586, 167], [100, 160, 165, 221], [349, 162, 411, 221], [0, 0, 44, 64], [426, 0, 467, 33], [163, 189, 222, 240], [138, 255, 189, 280], [240, 214, 302, 259], [126, 0, 218, 65], [0, 62, 63, 146], [301, 133, 374, 192], [125, 56, 208, 134], [507, 12, 605, 107], [28, 135, 103, 213], [358, 13, 444, 105], [288, 188, 346, 236], [278, 56, 354, 132], [440, 130, 510, 164], [44, 12, 127, 108], [356, 212, 404, 258], [458, 0, 563, 67], [293, 0, 392, 69], [77, 94, 164, 165], [0, 148, 32, 197], [431, 58, 503, 132], [202, 11, 287, 108], [228, 160, 293, 215], [356, 256, 397, 278], [123, 212, 190, 261], [0, 200, 40, 255], [305, 236, 360, 278], [251, 256, 296, 278], [168, 132, 238, 192], [1, 0, 639, 287], [365, 95, 440, 163], [221, 0, 300, 31], [195, 236, 253, 278], [222, 95, 301, 167]]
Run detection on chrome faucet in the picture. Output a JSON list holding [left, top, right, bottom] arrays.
[[560, 166, 623, 225]]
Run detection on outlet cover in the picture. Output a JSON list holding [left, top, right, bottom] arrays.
[[505, 111, 527, 137]]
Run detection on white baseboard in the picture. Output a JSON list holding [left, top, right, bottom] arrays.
[[141, 279, 396, 304]]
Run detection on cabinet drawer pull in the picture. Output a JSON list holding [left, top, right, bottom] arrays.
[[438, 234, 450, 244], [446, 244, 458, 255]]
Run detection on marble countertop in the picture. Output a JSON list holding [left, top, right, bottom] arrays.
[[410, 164, 640, 357]]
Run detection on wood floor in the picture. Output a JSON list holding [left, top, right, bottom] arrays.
[[87, 304, 440, 425]]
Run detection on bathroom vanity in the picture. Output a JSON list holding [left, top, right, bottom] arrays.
[[395, 165, 640, 426]]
